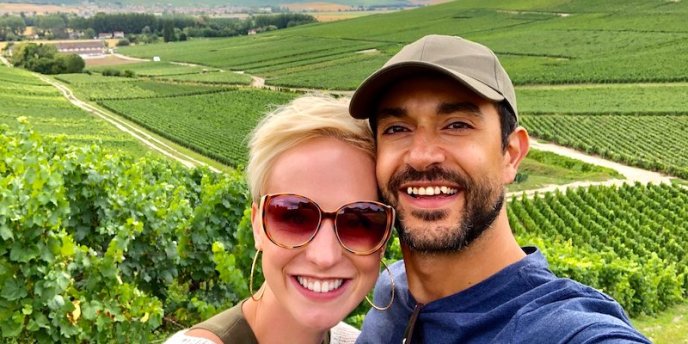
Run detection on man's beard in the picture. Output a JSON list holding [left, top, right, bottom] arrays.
[[382, 166, 504, 254]]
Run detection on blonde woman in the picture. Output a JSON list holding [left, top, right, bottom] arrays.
[[166, 95, 395, 344]]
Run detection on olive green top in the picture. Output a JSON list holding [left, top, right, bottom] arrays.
[[191, 300, 335, 344]]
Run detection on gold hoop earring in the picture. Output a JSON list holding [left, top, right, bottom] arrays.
[[249, 250, 265, 301], [366, 260, 395, 311]]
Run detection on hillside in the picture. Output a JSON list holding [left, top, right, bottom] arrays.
[[120, 0, 688, 89]]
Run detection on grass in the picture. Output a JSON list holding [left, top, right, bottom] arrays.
[[119, 0, 688, 89], [632, 303, 688, 344], [97, 88, 297, 166], [509, 149, 623, 192], [0, 65, 147, 156], [517, 83, 688, 115]]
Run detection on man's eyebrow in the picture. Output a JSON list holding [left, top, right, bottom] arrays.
[[437, 102, 482, 117], [376, 107, 407, 120]]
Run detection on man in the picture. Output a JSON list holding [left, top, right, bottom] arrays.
[[349, 35, 649, 343]]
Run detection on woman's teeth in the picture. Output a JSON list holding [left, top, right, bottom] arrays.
[[297, 276, 344, 293], [406, 186, 457, 196]]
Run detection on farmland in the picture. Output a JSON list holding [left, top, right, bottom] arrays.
[[2, 0, 688, 342], [0, 65, 146, 154], [98, 89, 297, 166], [120, 0, 688, 89]]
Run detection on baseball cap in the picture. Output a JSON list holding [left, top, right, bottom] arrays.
[[349, 35, 517, 120]]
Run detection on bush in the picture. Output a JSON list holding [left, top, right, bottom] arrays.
[[116, 38, 130, 47], [0, 120, 252, 341]]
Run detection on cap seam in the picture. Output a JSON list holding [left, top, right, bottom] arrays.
[[419, 37, 429, 61], [492, 50, 501, 91]]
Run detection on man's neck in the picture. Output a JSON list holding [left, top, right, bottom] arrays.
[[402, 211, 526, 304]]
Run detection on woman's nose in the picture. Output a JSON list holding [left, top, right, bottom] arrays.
[[304, 218, 343, 268]]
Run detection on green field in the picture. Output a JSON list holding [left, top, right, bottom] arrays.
[[516, 83, 688, 178], [120, 0, 688, 89], [510, 149, 623, 192], [97, 89, 297, 166], [85, 61, 254, 85], [89, 61, 219, 76], [56, 74, 234, 101], [4, 0, 687, 340], [0, 66, 146, 154]]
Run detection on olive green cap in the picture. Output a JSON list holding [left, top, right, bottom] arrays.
[[349, 35, 517, 120]]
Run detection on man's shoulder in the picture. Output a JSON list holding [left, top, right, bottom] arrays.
[[509, 277, 649, 343]]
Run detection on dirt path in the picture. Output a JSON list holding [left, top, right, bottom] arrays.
[[507, 139, 674, 198], [39, 75, 220, 172], [0, 55, 11, 67]]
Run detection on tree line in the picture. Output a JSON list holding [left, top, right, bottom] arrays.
[[0, 12, 317, 42]]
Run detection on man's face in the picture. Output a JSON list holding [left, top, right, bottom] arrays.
[[375, 75, 511, 253]]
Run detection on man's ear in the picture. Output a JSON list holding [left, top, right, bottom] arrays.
[[251, 202, 263, 251], [502, 126, 530, 184]]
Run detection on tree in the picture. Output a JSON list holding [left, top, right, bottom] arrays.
[[58, 54, 85, 73], [84, 28, 96, 39], [0, 16, 26, 40], [163, 20, 176, 42]]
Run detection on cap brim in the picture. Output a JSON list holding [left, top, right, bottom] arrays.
[[350, 62, 505, 119]]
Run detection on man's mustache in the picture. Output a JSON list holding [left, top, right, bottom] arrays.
[[386, 166, 469, 198]]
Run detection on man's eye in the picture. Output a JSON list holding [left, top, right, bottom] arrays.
[[381, 125, 409, 135], [446, 122, 471, 130]]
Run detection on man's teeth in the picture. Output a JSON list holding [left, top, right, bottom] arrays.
[[406, 186, 457, 196], [297, 277, 344, 293]]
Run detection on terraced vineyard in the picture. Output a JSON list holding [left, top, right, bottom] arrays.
[[0, 66, 145, 154], [98, 89, 296, 166]]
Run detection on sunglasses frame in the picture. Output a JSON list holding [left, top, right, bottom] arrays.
[[260, 193, 395, 256]]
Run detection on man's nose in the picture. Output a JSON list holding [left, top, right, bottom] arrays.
[[404, 129, 446, 171]]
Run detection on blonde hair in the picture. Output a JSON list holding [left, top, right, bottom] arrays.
[[247, 95, 374, 202]]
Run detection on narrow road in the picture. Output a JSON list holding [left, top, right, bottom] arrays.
[[39, 75, 220, 172], [507, 138, 674, 198], [0, 55, 11, 67]]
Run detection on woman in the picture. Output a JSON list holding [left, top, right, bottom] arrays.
[[166, 95, 395, 343]]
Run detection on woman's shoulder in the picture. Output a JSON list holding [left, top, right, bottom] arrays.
[[163, 329, 219, 344], [329, 321, 361, 344], [164, 301, 256, 344]]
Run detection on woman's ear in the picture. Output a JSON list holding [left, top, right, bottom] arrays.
[[251, 202, 262, 251]]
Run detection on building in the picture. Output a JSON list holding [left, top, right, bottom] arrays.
[[54, 40, 106, 58]]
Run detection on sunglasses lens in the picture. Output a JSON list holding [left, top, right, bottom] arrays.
[[336, 203, 389, 253], [265, 195, 320, 247]]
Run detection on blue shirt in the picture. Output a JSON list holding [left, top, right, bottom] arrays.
[[357, 247, 650, 344]]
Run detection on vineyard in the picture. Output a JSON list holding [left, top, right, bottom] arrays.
[[509, 183, 688, 315], [1, 125, 685, 341], [0, 65, 145, 155], [56, 75, 234, 101], [85, 61, 253, 85], [3, 0, 688, 342], [120, 0, 688, 89], [97, 89, 297, 166], [521, 115, 688, 179]]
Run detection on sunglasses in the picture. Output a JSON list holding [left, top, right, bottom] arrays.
[[260, 193, 395, 255]]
